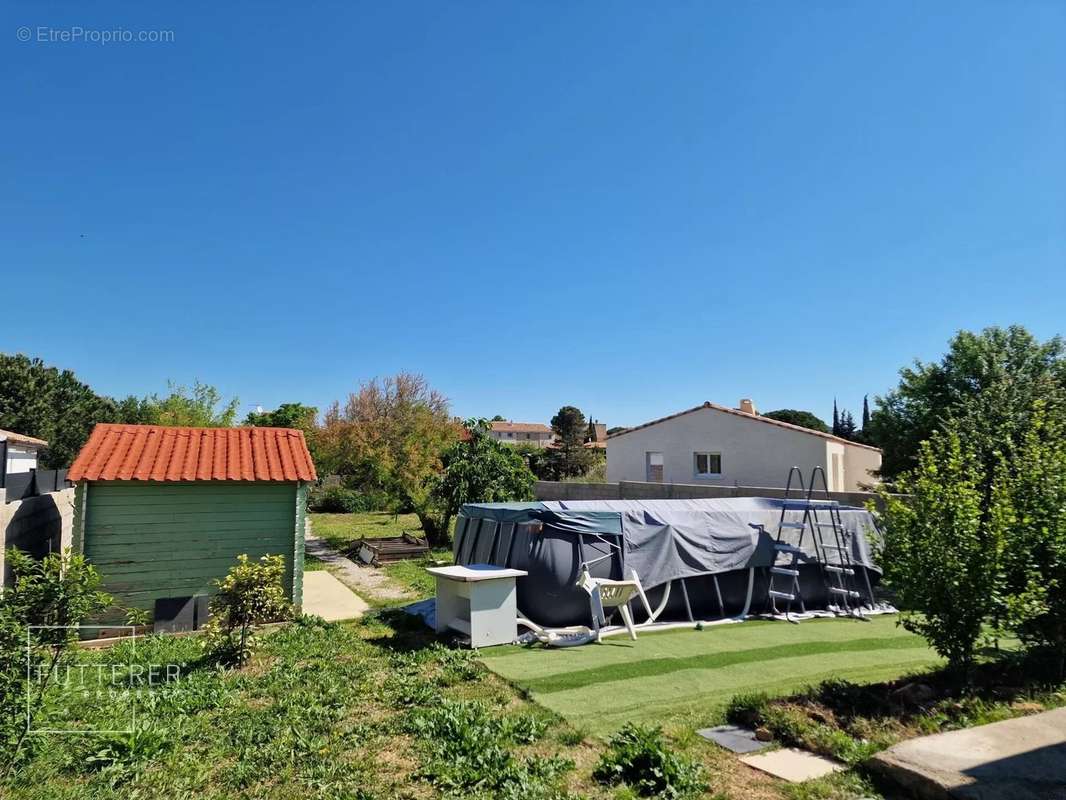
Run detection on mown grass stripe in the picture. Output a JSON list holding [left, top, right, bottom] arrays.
[[519, 635, 930, 695]]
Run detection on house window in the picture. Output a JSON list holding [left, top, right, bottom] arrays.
[[507, 432, 513, 438], [694, 452, 722, 477]]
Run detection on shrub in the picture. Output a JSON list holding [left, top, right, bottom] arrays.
[[308, 485, 387, 513], [593, 723, 705, 799], [725, 691, 770, 728], [1000, 403, 1066, 675], [879, 428, 1012, 675], [1, 549, 110, 774], [202, 554, 291, 668]]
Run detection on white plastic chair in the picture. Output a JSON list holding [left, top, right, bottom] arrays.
[[578, 568, 654, 642]]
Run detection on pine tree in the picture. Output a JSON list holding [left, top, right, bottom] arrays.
[[838, 410, 857, 440], [862, 395, 871, 430], [832, 399, 840, 436]]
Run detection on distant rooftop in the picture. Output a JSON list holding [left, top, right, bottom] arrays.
[[490, 421, 553, 434], [0, 428, 48, 448]]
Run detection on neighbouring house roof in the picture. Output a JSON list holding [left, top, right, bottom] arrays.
[[491, 422, 553, 435], [607, 402, 882, 453], [68, 424, 317, 482], [0, 428, 48, 448]]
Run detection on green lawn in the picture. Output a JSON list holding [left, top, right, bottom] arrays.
[[482, 615, 942, 736], [308, 511, 423, 550]]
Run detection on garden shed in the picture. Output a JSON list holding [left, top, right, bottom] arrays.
[[68, 423, 316, 631]]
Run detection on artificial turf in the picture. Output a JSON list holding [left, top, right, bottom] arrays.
[[481, 614, 942, 736]]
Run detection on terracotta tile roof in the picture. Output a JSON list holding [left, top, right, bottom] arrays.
[[607, 401, 882, 452], [68, 424, 317, 483], [491, 421, 553, 434], [0, 428, 48, 447]]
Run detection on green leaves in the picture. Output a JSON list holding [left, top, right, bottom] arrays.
[[870, 325, 1066, 479], [0, 549, 111, 765], [434, 418, 536, 519], [880, 394, 1066, 677], [593, 723, 704, 799], [202, 554, 292, 668]]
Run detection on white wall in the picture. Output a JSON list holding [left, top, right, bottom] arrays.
[[0, 487, 75, 587], [844, 442, 882, 490], [4, 444, 39, 474], [607, 407, 882, 490], [607, 407, 831, 488]]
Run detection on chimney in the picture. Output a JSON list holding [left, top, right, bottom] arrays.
[[739, 398, 757, 415]]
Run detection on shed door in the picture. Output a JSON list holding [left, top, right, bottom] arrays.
[[83, 481, 298, 621]]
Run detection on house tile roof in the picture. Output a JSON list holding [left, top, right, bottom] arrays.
[[491, 421, 553, 434], [607, 402, 882, 452], [68, 424, 317, 482], [0, 428, 48, 447]]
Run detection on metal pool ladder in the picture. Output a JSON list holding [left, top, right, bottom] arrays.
[[766, 466, 870, 622]]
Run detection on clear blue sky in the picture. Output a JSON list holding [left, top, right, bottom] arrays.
[[3, 2, 1064, 429]]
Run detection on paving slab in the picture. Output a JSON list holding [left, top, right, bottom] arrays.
[[740, 748, 844, 782], [866, 707, 1066, 800], [302, 570, 369, 621], [697, 724, 772, 754]]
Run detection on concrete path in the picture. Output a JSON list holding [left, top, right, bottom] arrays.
[[741, 748, 843, 782], [867, 707, 1066, 800], [302, 570, 369, 621]]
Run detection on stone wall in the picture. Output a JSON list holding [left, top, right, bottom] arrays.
[[534, 480, 882, 508], [0, 488, 75, 586]]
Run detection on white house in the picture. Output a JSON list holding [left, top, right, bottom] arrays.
[[606, 400, 881, 492], [0, 429, 48, 475], [490, 421, 555, 448]]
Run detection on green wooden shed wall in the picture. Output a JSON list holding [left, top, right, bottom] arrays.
[[66, 423, 318, 627], [72, 481, 307, 621]]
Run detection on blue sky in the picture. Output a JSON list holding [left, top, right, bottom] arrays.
[[3, 2, 1064, 429]]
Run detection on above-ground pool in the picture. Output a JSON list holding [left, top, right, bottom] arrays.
[[453, 498, 882, 628]]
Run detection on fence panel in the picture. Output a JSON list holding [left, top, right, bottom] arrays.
[[2, 469, 71, 503]]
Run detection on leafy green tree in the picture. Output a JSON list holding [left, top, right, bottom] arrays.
[[316, 373, 459, 530], [426, 419, 535, 546], [142, 381, 239, 427], [868, 326, 1066, 478], [549, 405, 593, 478], [862, 394, 871, 430], [762, 409, 829, 433], [112, 394, 157, 425], [832, 399, 840, 436], [879, 427, 1012, 676], [999, 401, 1066, 674], [1, 549, 111, 771], [244, 403, 317, 430], [0, 354, 115, 468]]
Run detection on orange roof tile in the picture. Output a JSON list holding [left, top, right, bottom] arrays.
[[68, 424, 317, 483]]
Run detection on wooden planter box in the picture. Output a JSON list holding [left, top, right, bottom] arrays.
[[353, 533, 430, 566]]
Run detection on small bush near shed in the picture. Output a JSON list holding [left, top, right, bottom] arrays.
[[202, 554, 291, 668]]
